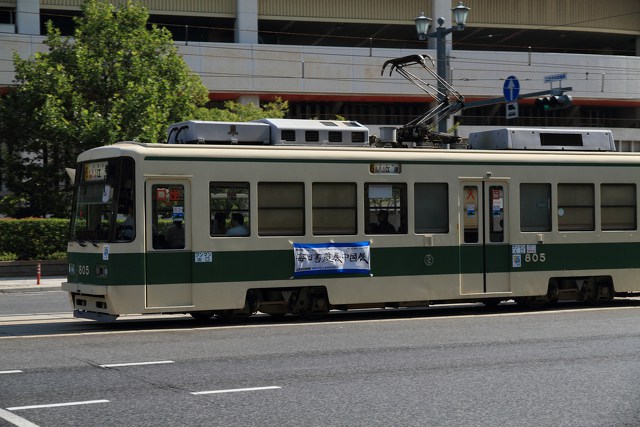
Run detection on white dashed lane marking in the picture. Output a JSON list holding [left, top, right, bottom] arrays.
[[7, 399, 110, 411], [192, 386, 282, 395], [0, 408, 40, 427], [99, 360, 175, 368]]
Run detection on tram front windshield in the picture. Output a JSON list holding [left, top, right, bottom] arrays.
[[69, 157, 135, 243]]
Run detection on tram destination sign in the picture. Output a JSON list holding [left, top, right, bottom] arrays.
[[84, 161, 108, 181], [370, 163, 401, 174]]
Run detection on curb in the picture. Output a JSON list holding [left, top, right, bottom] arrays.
[[0, 260, 67, 278], [0, 285, 62, 294], [0, 276, 65, 294]]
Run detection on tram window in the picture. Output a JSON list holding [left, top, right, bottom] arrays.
[[558, 184, 594, 231], [115, 159, 135, 241], [152, 184, 185, 249], [312, 183, 357, 235], [365, 183, 407, 234], [258, 182, 304, 236], [488, 186, 505, 242], [71, 157, 135, 243], [601, 184, 636, 231], [209, 182, 250, 236], [520, 184, 551, 232], [463, 185, 479, 243], [414, 183, 448, 233]]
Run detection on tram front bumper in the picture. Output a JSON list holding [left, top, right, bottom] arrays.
[[72, 309, 118, 322], [62, 282, 117, 322]]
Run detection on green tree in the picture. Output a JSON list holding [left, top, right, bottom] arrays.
[[0, 0, 208, 217], [192, 97, 289, 122]]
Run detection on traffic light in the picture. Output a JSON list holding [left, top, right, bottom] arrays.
[[535, 94, 573, 111]]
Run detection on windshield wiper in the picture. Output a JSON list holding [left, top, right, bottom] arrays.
[[74, 238, 87, 247]]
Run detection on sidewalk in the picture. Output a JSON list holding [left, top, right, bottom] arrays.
[[0, 276, 65, 293]]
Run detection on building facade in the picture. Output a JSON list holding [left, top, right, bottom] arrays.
[[0, 0, 638, 149]]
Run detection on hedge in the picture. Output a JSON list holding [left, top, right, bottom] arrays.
[[0, 218, 69, 260]]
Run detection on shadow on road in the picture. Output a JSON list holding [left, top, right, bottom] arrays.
[[1, 299, 639, 338]]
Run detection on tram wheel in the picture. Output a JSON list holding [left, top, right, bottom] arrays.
[[189, 311, 214, 321], [296, 289, 330, 320], [584, 279, 614, 306], [547, 279, 559, 305]]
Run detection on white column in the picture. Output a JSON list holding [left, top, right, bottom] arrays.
[[432, 0, 455, 132], [235, 0, 258, 44], [430, 0, 451, 51], [16, 0, 40, 35], [237, 95, 260, 106]]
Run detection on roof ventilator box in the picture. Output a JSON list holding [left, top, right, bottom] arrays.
[[167, 119, 369, 147], [468, 128, 615, 151]]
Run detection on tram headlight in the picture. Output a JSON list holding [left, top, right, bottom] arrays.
[[96, 265, 108, 277], [68, 263, 75, 275]]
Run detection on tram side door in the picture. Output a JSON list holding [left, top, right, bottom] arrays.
[[459, 180, 511, 294], [145, 179, 193, 308]]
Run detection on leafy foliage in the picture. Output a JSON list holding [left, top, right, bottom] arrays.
[[192, 97, 289, 122], [0, 252, 18, 262], [0, 218, 69, 260], [0, 0, 208, 217]]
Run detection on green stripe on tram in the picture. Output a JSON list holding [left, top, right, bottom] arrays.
[[67, 252, 146, 285], [68, 242, 640, 287]]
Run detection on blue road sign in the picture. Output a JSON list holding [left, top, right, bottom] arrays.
[[544, 73, 567, 83], [503, 76, 520, 102]]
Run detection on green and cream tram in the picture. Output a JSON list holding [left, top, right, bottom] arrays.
[[64, 120, 639, 321]]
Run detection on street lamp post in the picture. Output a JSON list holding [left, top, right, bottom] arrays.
[[415, 1, 470, 133]]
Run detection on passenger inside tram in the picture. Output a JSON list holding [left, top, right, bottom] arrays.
[[165, 213, 185, 248], [212, 211, 228, 235], [371, 210, 396, 234], [226, 213, 249, 236]]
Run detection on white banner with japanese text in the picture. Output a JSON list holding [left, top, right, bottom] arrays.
[[293, 242, 371, 276]]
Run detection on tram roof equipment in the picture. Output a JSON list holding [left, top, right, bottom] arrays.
[[468, 128, 616, 151], [167, 119, 369, 147]]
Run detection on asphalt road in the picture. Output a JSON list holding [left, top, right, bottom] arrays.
[[0, 290, 69, 316], [1, 292, 639, 427]]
